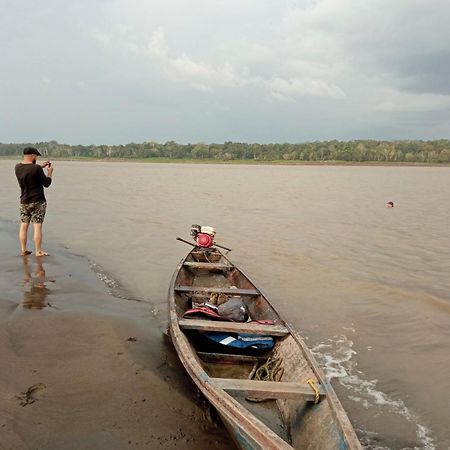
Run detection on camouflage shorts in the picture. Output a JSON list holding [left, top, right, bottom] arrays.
[[20, 201, 47, 224]]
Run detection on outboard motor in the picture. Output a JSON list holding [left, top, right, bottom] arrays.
[[190, 224, 216, 248]]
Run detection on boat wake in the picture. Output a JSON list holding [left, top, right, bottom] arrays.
[[311, 334, 435, 450]]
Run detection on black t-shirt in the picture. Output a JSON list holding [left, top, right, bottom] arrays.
[[15, 163, 52, 204]]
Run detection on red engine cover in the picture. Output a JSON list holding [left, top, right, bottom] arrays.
[[196, 233, 213, 247]]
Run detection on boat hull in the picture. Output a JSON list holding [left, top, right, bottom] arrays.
[[168, 248, 361, 449]]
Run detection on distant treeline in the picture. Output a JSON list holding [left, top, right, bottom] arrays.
[[1, 139, 450, 163]]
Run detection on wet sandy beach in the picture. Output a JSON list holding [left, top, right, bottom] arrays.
[[0, 221, 229, 450]]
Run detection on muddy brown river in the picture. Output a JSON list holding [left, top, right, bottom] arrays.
[[1, 160, 449, 449]]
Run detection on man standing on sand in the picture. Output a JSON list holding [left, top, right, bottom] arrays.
[[15, 147, 54, 256]]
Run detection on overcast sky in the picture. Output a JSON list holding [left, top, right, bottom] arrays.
[[1, 0, 449, 144]]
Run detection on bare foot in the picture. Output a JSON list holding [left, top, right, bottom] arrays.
[[36, 251, 49, 257], [21, 250, 32, 256]]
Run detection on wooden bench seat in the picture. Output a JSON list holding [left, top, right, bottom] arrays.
[[175, 285, 260, 296], [178, 318, 289, 336], [183, 262, 233, 270], [210, 378, 326, 401]]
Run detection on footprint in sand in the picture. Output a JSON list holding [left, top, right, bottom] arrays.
[[16, 383, 46, 407]]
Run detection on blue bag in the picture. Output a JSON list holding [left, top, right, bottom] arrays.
[[203, 332, 274, 350]]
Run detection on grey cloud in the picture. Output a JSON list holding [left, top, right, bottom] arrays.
[[0, 0, 449, 144], [388, 51, 450, 95]]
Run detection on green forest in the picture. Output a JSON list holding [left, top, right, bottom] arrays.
[[1, 139, 450, 163]]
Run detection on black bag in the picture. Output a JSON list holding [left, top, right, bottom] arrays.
[[217, 297, 248, 322]]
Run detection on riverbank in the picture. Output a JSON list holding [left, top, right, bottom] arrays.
[[0, 221, 228, 450], [1, 155, 448, 166]]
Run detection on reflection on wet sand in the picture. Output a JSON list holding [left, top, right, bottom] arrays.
[[0, 220, 230, 450], [22, 256, 50, 309]]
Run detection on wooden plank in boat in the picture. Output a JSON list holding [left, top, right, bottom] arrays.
[[197, 351, 267, 364], [178, 318, 289, 336], [175, 285, 260, 296], [183, 262, 232, 270], [210, 378, 326, 401]]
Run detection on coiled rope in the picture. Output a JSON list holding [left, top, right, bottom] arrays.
[[246, 357, 284, 402]]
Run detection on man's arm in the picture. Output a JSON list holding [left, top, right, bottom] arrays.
[[39, 165, 53, 187]]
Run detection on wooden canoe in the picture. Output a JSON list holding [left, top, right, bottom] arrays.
[[168, 247, 362, 450]]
